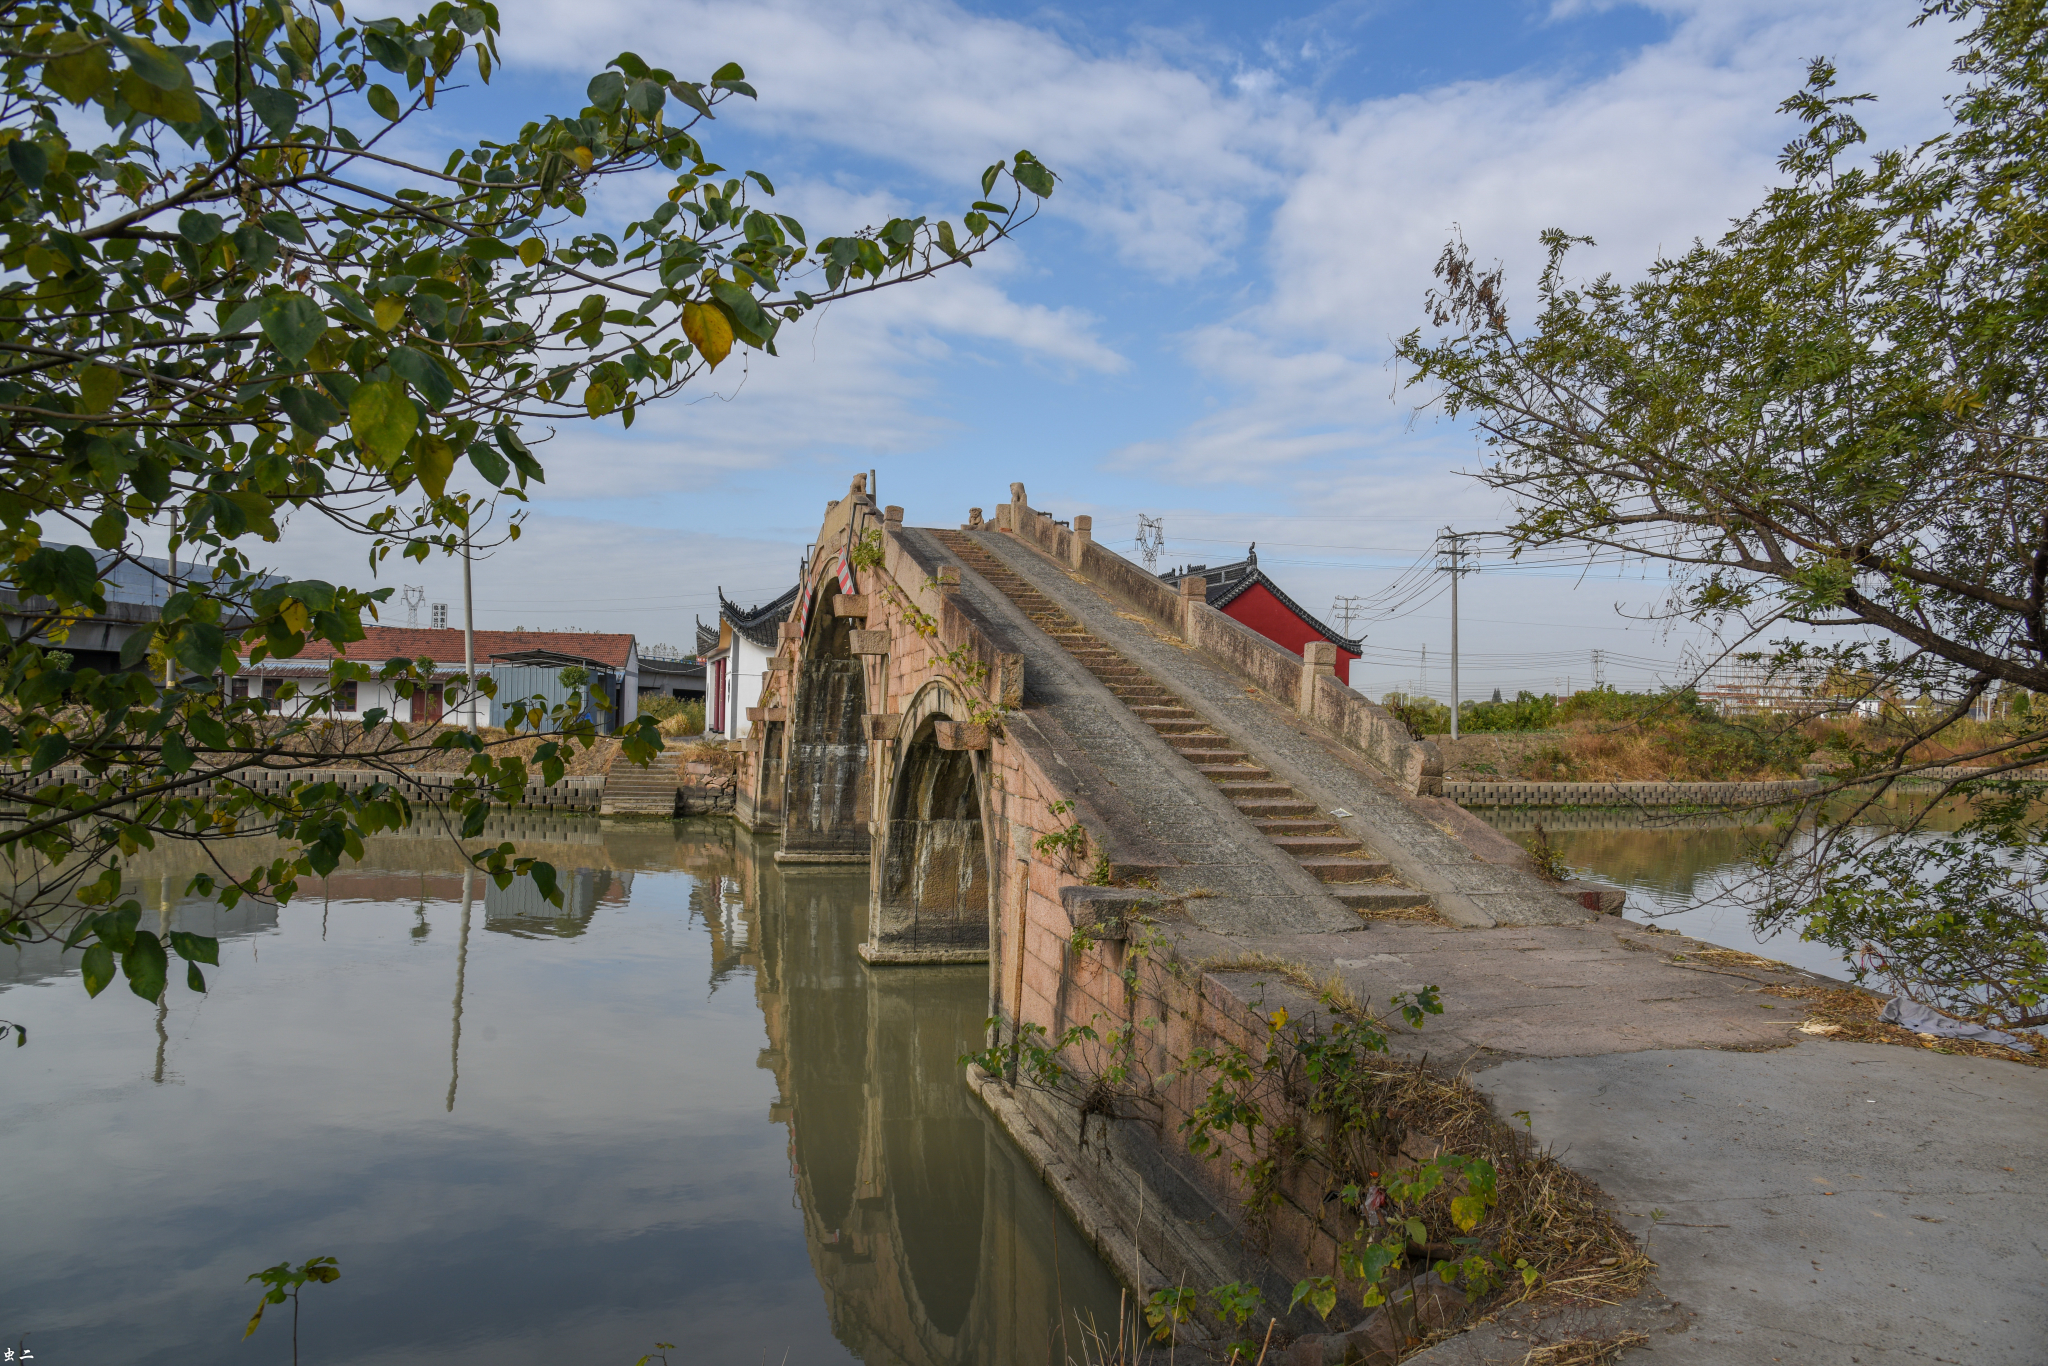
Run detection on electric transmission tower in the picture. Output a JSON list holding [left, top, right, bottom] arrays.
[[1136, 515, 1166, 572], [1330, 595, 1365, 637], [400, 584, 426, 628]]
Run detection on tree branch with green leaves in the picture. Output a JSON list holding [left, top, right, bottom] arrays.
[[0, 0, 1057, 1009], [1398, 0, 2048, 1022]]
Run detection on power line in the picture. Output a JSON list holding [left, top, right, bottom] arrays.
[[1330, 594, 1365, 636]]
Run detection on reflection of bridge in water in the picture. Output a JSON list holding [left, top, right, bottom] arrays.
[[684, 824, 1125, 1366]]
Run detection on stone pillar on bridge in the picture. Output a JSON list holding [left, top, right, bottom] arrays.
[[1178, 574, 1205, 636], [1300, 640, 1338, 715]]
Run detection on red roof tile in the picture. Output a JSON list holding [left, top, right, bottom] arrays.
[[245, 627, 636, 670]]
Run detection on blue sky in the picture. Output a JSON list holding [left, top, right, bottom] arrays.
[[260, 0, 1964, 700]]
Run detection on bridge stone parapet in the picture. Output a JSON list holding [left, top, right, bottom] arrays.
[[1000, 491, 1441, 796]]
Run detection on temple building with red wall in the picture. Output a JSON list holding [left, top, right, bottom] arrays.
[[1158, 545, 1362, 684]]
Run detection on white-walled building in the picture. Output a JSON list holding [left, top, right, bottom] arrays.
[[230, 626, 639, 731], [698, 586, 797, 739]]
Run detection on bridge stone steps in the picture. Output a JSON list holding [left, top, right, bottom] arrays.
[[1267, 834, 1366, 856], [1295, 856, 1395, 883], [931, 529, 1431, 919], [601, 753, 685, 815], [1215, 780, 1294, 799], [1253, 817, 1343, 837], [1219, 796, 1319, 819], [1331, 885, 1435, 912], [1191, 763, 1270, 780]]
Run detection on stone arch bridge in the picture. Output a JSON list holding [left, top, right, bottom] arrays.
[[735, 475, 1598, 970], [720, 474, 2031, 1358]]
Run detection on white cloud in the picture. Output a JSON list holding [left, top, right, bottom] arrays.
[[491, 0, 1318, 278], [1113, 0, 1961, 485]]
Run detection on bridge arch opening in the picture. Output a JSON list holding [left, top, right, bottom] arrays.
[[781, 581, 870, 859], [868, 695, 991, 961]]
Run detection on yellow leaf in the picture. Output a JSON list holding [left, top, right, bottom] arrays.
[[567, 146, 593, 171], [78, 363, 123, 413], [680, 300, 732, 368], [519, 238, 545, 267], [372, 297, 406, 331], [1268, 1007, 1288, 1031], [414, 433, 455, 498], [280, 599, 309, 633]]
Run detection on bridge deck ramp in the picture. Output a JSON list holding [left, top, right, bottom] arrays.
[[906, 528, 1356, 935], [963, 529, 1587, 927]]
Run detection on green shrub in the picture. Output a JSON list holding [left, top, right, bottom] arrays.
[[1381, 692, 1450, 738], [658, 701, 705, 737], [638, 694, 685, 721], [1460, 690, 1558, 733]]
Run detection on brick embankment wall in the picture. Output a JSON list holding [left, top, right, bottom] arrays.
[[24, 764, 605, 812], [1446, 778, 1822, 808]]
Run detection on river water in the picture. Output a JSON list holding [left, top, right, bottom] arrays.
[[1473, 802, 1992, 980], [1, 818, 1123, 1365]]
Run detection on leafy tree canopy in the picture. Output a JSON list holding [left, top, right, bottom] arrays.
[[0, 0, 1054, 1013], [1399, 0, 2047, 1027]]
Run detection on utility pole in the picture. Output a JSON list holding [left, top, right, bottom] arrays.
[[1441, 530, 1472, 739], [1330, 594, 1365, 637], [462, 530, 477, 732], [1592, 648, 1604, 690]]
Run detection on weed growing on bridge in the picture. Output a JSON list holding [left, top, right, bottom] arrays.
[[969, 929, 1649, 1353], [849, 529, 888, 573], [869, 567, 1015, 731], [1035, 799, 1089, 874]]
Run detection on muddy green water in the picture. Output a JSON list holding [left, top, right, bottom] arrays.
[[1473, 803, 1984, 979], [0, 819, 1123, 1365]]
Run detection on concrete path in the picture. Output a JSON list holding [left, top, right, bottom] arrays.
[[1473, 1043, 2048, 1365], [1195, 919, 2048, 1366]]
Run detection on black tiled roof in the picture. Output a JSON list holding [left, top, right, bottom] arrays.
[[718, 584, 800, 650]]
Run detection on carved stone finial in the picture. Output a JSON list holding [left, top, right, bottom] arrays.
[[850, 473, 867, 495], [1009, 482, 1026, 505], [967, 507, 984, 529]]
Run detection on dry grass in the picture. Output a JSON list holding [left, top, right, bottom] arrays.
[[665, 739, 743, 776], [1670, 945, 1793, 972], [1766, 985, 2046, 1069], [1512, 725, 1797, 783], [1370, 1063, 1654, 1311], [1360, 899, 1454, 925], [1520, 1331, 1650, 1365]]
